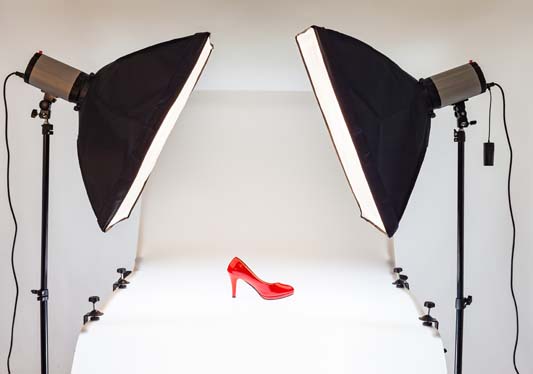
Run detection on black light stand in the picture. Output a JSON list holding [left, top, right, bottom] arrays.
[[453, 101, 475, 374], [30, 93, 55, 374]]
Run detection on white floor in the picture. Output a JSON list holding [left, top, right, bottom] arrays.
[[72, 256, 446, 374]]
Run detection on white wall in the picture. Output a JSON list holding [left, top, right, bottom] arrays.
[[0, 0, 531, 373]]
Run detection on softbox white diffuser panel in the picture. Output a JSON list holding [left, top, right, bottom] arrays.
[[72, 92, 447, 374], [107, 38, 213, 230], [296, 27, 385, 233]]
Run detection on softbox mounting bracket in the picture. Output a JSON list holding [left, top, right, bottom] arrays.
[[453, 101, 477, 130]]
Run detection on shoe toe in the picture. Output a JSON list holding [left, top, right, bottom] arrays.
[[273, 282, 294, 295]]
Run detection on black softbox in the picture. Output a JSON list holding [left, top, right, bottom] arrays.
[[77, 33, 212, 231], [297, 26, 432, 237], [17, 32, 213, 374]]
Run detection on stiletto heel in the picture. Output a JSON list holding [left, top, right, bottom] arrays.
[[227, 257, 294, 300], [230, 274, 238, 298]]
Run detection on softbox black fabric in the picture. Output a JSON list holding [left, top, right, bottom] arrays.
[[78, 32, 211, 232], [298, 26, 432, 237]]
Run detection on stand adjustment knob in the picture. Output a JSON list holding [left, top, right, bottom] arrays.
[[455, 295, 473, 310], [31, 109, 38, 118], [88, 296, 100, 304], [31, 288, 49, 301], [117, 267, 132, 277]]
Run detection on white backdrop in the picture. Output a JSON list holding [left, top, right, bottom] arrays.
[[72, 91, 447, 374], [0, 0, 531, 373]]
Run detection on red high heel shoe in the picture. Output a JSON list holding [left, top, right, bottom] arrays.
[[227, 257, 294, 300]]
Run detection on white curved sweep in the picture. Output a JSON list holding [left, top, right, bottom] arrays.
[[72, 91, 447, 374]]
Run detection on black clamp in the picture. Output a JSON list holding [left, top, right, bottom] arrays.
[[455, 295, 473, 310], [31, 95, 56, 121], [453, 129, 465, 143], [392, 267, 410, 290], [83, 296, 103, 325], [31, 95, 56, 135], [453, 101, 477, 131], [31, 288, 49, 301], [113, 267, 132, 291], [41, 123, 54, 135], [419, 301, 439, 330]]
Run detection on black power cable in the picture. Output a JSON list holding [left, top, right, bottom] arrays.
[[487, 87, 492, 142], [3, 72, 22, 374], [489, 82, 520, 374]]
